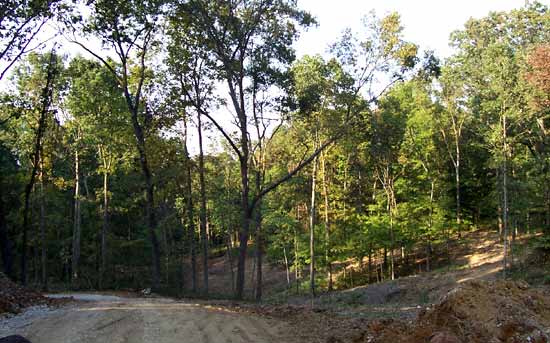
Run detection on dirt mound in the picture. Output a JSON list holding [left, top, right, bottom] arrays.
[[0, 273, 67, 315], [268, 280, 550, 343], [369, 280, 550, 342], [420, 280, 550, 342]]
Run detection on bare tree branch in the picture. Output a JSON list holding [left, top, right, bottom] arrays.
[[250, 134, 338, 211]]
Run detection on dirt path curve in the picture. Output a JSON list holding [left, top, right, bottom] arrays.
[[0, 294, 295, 343]]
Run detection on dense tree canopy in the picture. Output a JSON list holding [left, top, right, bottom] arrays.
[[0, 1, 549, 300]]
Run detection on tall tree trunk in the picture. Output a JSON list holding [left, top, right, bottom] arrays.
[[72, 149, 81, 286], [545, 173, 550, 234], [0, 181, 15, 280], [254, 162, 265, 301], [294, 223, 300, 294], [455, 146, 461, 238], [495, 166, 503, 238], [182, 118, 197, 292], [225, 229, 235, 292], [122, 79, 161, 290], [21, 50, 57, 285], [309, 154, 318, 298], [236, 136, 251, 300], [197, 112, 209, 295], [368, 249, 372, 282], [441, 111, 464, 240], [133, 120, 161, 290], [251, 81, 265, 302], [30, 207, 37, 283], [502, 112, 509, 277], [426, 180, 435, 272], [254, 201, 263, 301], [100, 167, 108, 290], [321, 153, 332, 291], [389, 205, 395, 281], [39, 153, 47, 290], [283, 245, 290, 289], [382, 166, 396, 281], [386, 173, 396, 281]]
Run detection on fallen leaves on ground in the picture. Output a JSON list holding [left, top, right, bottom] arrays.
[[0, 273, 71, 315]]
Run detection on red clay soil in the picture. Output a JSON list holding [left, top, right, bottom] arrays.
[[370, 280, 550, 342], [0, 273, 68, 315], [258, 280, 550, 343]]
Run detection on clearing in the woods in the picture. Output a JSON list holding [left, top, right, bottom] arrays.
[[0, 294, 294, 343], [2, 229, 549, 343]]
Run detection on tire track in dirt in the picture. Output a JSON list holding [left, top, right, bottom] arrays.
[[2, 295, 295, 343]]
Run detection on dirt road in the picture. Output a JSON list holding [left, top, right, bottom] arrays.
[[0, 294, 296, 343]]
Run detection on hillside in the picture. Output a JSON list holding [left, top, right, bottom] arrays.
[[244, 230, 550, 342]]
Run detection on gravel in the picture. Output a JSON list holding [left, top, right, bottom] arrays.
[[45, 293, 123, 302], [0, 305, 64, 333]]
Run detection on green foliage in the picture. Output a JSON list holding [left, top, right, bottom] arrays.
[[1, 2, 549, 297]]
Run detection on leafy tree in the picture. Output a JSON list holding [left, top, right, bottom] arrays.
[[0, 0, 67, 80], [65, 56, 132, 288], [448, 2, 550, 273], [7, 51, 62, 284], [66, 0, 166, 289], [171, 0, 316, 299]]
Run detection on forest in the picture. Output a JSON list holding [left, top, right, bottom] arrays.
[[0, 0, 549, 308]]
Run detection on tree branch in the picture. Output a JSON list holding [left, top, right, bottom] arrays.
[[68, 39, 122, 84], [250, 134, 338, 211]]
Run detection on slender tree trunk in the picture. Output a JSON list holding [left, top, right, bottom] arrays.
[[450, 112, 463, 239], [236, 153, 251, 299], [442, 113, 463, 240], [72, 149, 81, 286], [455, 149, 461, 238], [498, 206, 503, 237], [140, 140, 161, 290], [197, 112, 209, 295], [294, 224, 300, 294], [182, 118, 197, 292], [321, 153, 332, 291], [39, 154, 47, 290], [368, 249, 372, 283], [386, 174, 396, 281], [383, 168, 396, 281], [389, 207, 395, 281], [100, 169, 108, 290], [0, 181, 15, 280], [283, 245, 290, 289], [379, 249, 384, 282], [21, 50, 57, 285], [254, 201, 263, 301], [250, 245, 256, 287], [426, 180, 435, 272], [543, 169, 550, 233], [30, 185, 37, 283], [309, 154, 318, 298], [253, 160, 264, 300], [226, 229, 235, 292], [251, 82, 266, 302], [502, 113, 509, 277], [126, 97, 161, 290], [229, 75, 252, 300]]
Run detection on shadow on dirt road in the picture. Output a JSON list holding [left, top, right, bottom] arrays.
[[0, 294, 295, 343]]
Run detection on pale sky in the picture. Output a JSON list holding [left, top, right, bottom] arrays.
[[2, 1, 547, 154], [294, 0, 541, 59]]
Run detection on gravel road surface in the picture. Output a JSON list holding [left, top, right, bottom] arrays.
[[0, 294, 295, 343]]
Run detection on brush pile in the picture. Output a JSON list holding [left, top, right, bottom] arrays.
[[0, 273, 62, 315]]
